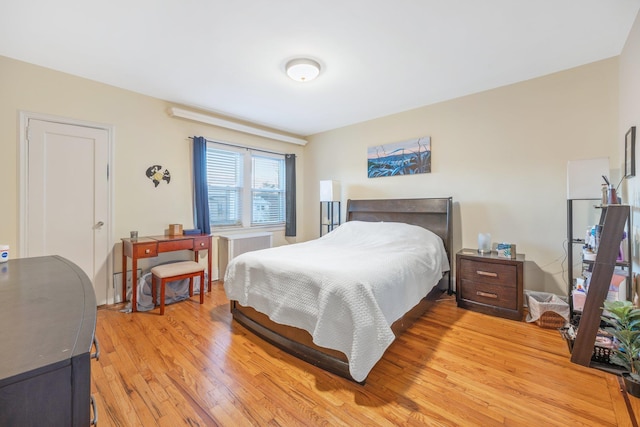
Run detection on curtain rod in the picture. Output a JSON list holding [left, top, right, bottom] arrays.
[[189, 136, 295, 157]]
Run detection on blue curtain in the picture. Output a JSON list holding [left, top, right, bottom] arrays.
[[193, 136, 211, 234], [285, 154, 296, 236]]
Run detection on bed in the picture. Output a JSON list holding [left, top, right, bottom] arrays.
[[223, 197, 453, 383]]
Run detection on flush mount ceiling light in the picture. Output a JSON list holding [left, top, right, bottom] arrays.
[[285, 58, 321, 82]]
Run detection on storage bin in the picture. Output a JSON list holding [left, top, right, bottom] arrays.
[[559, 327, 614, 364]]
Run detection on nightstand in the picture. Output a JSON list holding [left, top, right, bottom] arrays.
[[456, 249, 524, 320]]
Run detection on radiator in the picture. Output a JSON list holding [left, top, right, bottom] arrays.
[[217, 231, 273, 280]]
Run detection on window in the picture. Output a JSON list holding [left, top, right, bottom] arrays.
[[251, 155, 286, 225], [206, 143, 285, 228]]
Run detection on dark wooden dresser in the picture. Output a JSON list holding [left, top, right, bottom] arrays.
[[0, 256, 98, 426], [456, 249, 525, 320]]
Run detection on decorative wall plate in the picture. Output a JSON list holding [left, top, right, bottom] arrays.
[[146, 165, 171, 187]]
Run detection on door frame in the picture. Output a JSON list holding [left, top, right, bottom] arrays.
[[18, 110, 116, 304]]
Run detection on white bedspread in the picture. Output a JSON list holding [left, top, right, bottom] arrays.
[[223, 220, 449, 382]]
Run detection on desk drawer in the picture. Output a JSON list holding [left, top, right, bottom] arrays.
[[193, 236, 210, 250], [135, 243, 158, 258], [157, 239, 193, 252]]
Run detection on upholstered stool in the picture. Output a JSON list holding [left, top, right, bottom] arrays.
[[150, 261, 206, 315]]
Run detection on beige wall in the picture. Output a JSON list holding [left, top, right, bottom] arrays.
[[0, 55, 305, 300], [620, 11, 640, 291], [304, 58, 620, 295], [0, 47, 628, 298]]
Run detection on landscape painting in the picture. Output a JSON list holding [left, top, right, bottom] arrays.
[[367, 136, 431, 178]]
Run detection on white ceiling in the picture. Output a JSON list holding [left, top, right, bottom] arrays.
[[1, 1, 639, 137]]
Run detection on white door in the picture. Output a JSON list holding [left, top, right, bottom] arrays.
[[25, 119, 110, 305]]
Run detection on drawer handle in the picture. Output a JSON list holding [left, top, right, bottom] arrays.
[[200, 242, 205, 247], [145, 249, 150, 254], [476, 270, 498, 278], [476, 290, 498, 299], [91, 335, 100, 361]]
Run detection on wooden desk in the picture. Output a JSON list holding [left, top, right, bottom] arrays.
[[121, 234, 212, 312]]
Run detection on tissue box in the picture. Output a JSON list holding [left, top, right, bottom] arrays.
[[168, 224, 183, 236], [496, 243, 516, 259]]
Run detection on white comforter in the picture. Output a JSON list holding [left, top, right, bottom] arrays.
[[223, 220, 449, 382]]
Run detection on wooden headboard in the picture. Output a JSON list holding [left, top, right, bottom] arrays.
[[346, 197, 453, 292]]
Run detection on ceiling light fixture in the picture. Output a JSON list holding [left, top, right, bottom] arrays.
[[285, 58, 321, 82]]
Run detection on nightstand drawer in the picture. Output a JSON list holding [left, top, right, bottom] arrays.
[[458, 259, 516, 287], [459, 279, 518, 310]]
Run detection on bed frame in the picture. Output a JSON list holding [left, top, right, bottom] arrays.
[[230, 197, 453, 383]]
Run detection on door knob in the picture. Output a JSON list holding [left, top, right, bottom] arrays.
[[94, 221, 105, 229]]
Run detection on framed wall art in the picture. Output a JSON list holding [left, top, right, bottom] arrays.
[[367, 136, 431, 178], [625, 126, 636, 178]]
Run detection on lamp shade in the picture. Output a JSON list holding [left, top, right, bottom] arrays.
[[320, 180, 340, 202], [567, 157, 609, 199]]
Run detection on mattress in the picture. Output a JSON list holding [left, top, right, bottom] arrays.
[[223, 220, 449, 381]]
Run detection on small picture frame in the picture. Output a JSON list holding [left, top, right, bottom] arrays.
[[625, 126, 636, 178]]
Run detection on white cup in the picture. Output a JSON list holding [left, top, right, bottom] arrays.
[[477, 233, 491, 254], [0, 245, 9, 263]]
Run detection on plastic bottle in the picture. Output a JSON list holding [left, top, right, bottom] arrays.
[[0, 245, 9, 263]]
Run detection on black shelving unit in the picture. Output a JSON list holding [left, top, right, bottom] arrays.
[[568, 204, 630, 367], [566, 199, 632, 312]]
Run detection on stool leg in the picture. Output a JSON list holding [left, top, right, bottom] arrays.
[[199, 271, 205, 304], [189, 277, 194, 297], [160, 278, 166, 315], [151, 275, 157, 308]]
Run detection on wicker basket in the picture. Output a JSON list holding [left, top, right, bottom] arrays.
[[526, 291, 569, 328], [535, 311, 568, 328]]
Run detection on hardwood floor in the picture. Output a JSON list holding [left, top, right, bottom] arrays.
[[92, 283, 639, 426]]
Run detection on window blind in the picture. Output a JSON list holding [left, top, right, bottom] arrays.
[[207, 148, 242, 226], [251, 155, 285, 225], [205, 145, 285, 228]]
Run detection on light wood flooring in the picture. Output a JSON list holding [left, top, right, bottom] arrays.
[[92, 283, 640, 426]]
